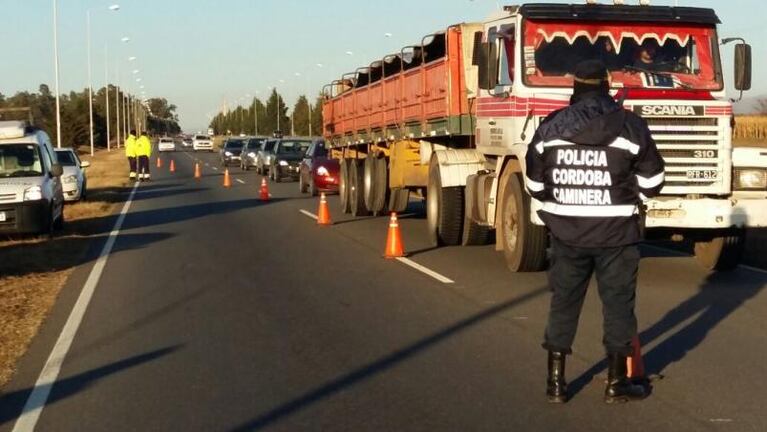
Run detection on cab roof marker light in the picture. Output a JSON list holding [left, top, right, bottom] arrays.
[[639, 0, 650, 5], [613, 0, 625, 4]]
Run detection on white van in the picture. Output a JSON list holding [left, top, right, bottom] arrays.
[[0, 121, 65, 235], [192, 134, 213, 152]]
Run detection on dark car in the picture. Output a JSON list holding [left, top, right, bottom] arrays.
[[299, 139, 339, 196], [220, 138, 246, 167], [269, 138, 312, 183], [240, 137, 266, 171], [256, 139, 278, 175]]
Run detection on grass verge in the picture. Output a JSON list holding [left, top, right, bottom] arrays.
[[0, 148, 130, 389]]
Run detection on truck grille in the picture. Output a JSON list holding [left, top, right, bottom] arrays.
[[0, 193, 16, 202], [646, 116, 726, 193]]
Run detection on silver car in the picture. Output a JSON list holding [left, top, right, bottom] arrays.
[[54, 148, 90, 201]]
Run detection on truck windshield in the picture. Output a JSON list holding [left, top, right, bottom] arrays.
[[0, 144, 44, 177], [522, 21, 722, 90]]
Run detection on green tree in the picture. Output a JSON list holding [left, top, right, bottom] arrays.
[[265, 89, 290, 136], [292, 95, 310, 136]]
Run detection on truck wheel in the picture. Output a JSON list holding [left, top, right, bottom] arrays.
[[388, 188, 409, 213], [363, 155, 376, 211], [339, 159, 352, 214], [500, 173, 547, 272], [371, 156, 389, 214], [427, 158, 464, 246], [694, 230, 745, 271], [462, 195, 493, 246], [349, 159, 370, 217]]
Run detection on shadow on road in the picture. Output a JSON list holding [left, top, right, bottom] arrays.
[[568, 268, 767, 398], [0, 232, 174, 279], [0, 345, 182, 426], [227, 286, 549, 432]]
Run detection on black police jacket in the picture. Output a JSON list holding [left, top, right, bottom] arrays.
[[524, 93, 665, 248]]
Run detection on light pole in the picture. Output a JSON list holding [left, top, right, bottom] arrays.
[[86, 4, 120, 156], [52, 0, 62, 148], [104, 43, 111, 151]]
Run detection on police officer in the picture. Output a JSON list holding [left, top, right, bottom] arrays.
[[525, 60, 665, 404], [135, 131, 152, 180], [124, 129, 138, 180]]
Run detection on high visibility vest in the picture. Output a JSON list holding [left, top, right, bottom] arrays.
[[124, 135, 137, 157], [136, 135, 152, 157]]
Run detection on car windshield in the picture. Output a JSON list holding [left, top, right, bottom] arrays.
[[313, 143, 328, 158], [263, 141, 276, 152], [160, 139, 173, 143], [225, 140, 244, 149], [248, 139, 265, 150], [195, 135, 208, 140], [277, 140, 311, 155], [183, 138, 192, 142], [522, 21, 722, 90], [54, 150, 78, 166], [0, 144, 44, 177]]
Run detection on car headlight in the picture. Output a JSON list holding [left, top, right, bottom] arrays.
[[266, 156, 272, 163], [23, 186, 43, 201], [63, 175, 78, 184], [278, 160, 288, 166], [248, 152, 256, 157], [225, 151, 232, 156], [316, 166, 330, 176], [734, 168, 767, 190]]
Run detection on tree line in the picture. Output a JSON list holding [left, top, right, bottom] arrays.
[[209, 89, 323, 137], [0, 84, 180, 149]]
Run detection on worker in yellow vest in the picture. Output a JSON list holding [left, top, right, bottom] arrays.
[[135, 131, 153, 180], [124, 129, 138, 180]]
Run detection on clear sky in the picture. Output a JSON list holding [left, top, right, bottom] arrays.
[[1, 0, 764, 131]]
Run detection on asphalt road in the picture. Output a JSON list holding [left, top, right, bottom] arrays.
[[2, 149, 767, 431]]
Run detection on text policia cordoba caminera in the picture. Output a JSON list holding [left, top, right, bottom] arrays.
[[552, 149, 613, 206]]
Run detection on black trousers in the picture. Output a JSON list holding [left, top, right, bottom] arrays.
[[543, 237, 639, 356], [128, 157, 137, 178], [138, 156, 150, 178]]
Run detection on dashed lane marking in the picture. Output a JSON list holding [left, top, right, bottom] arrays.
[[236, 179, 245, 184], [12, 181, 141, 432], [212, 167, 218, 171], [300, 209, 318, 220], [298, 209, 454, 284]]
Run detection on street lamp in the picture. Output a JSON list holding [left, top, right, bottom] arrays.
[[86, 4, 120, 156], [52, 0, 62, 148]]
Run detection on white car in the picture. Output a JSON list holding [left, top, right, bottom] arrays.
[[158, 137, 176, 152], [54, 148, 90, 201], [193, 134, 213, 152], [181, 137, 193, 148], [0, 121, 65, 235]]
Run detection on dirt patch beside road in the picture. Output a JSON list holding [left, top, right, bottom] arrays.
[[0, 148, 130, 388]]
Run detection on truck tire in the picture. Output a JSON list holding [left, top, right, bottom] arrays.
[[363, 155, 376, 211], [694, 230, 745, 271], [462, 195, 493, 246], [427, 158, 464, 246], [339, 159, 352, 214], [371, 156, 389, 214], [500, 173, 547, 272], [388, 187, 409, 213], [349, 159, 370, 217]]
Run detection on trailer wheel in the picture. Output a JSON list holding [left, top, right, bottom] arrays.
[[388, 188, 409, 213], [365, 156, 389, 214], [462, 196, 493, 246], [500, 172, 547, 272], [349, 159, 370, 217], [339, 159, 352, 214], [427, 158, 464, 246], [363, 155, 376, 211], [694, 230, 745, 271]]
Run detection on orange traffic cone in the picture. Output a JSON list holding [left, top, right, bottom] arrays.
[[194, 162, 201, 180], [317, 192, 332, 226], [384, 212, 405, 258], [169, 159, 176, 173], [156, 157, 162, 168], [627, 335, 646, 381], [259, 178, 270, 201], [223, 168, 232, 188]]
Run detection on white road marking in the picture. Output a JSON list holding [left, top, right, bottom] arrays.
[[299, 209, 454, 284], [236, 179, 245, 184], [395, 257, 455, 284], [12, 181, 140, 432], [300, 209, 318, 220], [212, 167, 218, 171]]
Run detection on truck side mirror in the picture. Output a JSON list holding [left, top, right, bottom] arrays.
[[734, 43, 752, 91], [476, 42, 490, 90]]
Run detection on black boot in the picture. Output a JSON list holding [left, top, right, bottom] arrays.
[[546, 351, 568, 403], [604, 353, 646, 404]]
